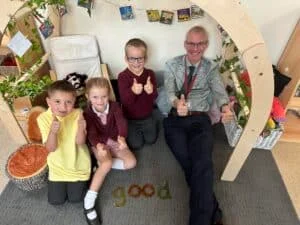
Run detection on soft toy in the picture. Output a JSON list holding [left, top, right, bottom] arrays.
[[271, 97, 286, 122], [64, 73, 88, 91], [27, 106, 46, 143]]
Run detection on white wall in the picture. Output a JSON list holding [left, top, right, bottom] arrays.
[[240, 0, 300, 64], [61, 0, 221, 78], [1, 0, 300, 76]]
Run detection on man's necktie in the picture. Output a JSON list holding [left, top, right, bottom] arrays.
[[187, 65, 195, 87]]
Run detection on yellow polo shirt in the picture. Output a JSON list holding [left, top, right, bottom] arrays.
[[37, 108, 91, 182]]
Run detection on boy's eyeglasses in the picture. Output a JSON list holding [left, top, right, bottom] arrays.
[[185, 40, 208, 48], [127, 56, 145, 63]]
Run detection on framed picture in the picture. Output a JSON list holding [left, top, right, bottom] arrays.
[[177, 8, 191, 22], [191, 5, 204, 19], [160, 10, 174, 25], [146, 10, 160, 22], [39, 18, 54, 39], [119, 6, 134, 20]]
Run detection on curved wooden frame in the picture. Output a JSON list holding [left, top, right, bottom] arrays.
[[193, 0, 274, 181], [1, 0, 274, 182]]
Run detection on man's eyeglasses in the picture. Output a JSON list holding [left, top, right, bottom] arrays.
[[127, 56, 145, 63], [185, 41, 208, 48]]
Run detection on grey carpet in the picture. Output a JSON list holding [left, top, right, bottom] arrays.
[[0, 123, 299, 225]]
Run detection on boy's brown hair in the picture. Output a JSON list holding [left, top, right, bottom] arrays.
[[47, 80, 77, 97], [125, 38, 148, 59], [85, 77, 111, 96]]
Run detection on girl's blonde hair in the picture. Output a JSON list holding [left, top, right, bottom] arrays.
[[85, 77, 111, 95]]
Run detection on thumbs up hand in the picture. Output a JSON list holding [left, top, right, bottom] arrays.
[[220, 102, 234, 123], [131, 78, 143, 95], [50, 114, 60, 134], [117, 136, 128, 151], [144, 76, 153, 94], [176, 94, 189, 116], [78, 112, 86, 131]]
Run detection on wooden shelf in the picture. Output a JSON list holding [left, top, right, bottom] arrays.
[[288, 96, 300, 109], [280, 110, 300, 143]]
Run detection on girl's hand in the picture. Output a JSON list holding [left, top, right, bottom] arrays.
[[117, 136, 128, 151], [95, 143, 111, 161]]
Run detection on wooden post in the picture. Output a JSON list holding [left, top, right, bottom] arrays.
[[0, 94, 28, 145]]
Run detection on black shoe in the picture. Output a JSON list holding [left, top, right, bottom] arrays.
[[84, 207, 102, 225], [213, 219, 224, 225]]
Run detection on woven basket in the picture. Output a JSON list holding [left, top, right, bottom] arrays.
[[5, 143, 49, 191]]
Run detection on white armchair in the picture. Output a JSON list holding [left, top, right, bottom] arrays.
[[49, 34, 115, 100]]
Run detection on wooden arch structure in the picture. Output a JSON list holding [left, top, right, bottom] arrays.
[[0, 0, 274, 182], [193, 0, 274, 181]]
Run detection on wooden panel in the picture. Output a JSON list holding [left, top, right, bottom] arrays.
[[277, 19, 300, 109], [289, 96, 300, 109], [194, 0, 274, 181], [101, 64, 116, 101], [7, 11, 46, 73], [280, 111, 300, 143], [0, 94, 28, 145]]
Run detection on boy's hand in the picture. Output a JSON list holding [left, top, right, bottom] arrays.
[[117, 136, 128, 151], [176, 94, 188, 116], [78, 112, 86, 131], [131, 78, 143, 95], [50, 114, 60, 134], [144, 76, 153, 94]]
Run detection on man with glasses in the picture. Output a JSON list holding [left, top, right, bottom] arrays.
[[163, 26, 233, 225]]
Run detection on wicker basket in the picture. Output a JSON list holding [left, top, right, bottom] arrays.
[[224, 119, 283, 150], [5, 143, 49, 191]]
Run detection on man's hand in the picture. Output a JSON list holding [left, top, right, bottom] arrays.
[[50, 114, 60, 134], [117, 136, 128, 151], [131, 78, 143, 95], [175, 94, 188, 116], [144, 76, 153, 94], [221, 103, 234, 123]]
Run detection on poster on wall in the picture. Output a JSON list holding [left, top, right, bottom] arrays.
[[119, 6, 134, 20], [146, 10, 160, 22], [39, 18, 54, 39], [191, 5, 204, 19], [160, 10, 174, 25], [177, 8, 191, 22]]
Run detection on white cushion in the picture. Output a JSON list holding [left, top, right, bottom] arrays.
[[50, 35, 101, 79]]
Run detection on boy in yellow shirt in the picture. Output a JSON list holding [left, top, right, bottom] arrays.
[[37, 80, 91, 205]]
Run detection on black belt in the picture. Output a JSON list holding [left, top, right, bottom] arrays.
[[169, 108, 207, 117]]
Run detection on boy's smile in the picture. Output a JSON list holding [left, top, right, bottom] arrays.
[[125, 46, 146, 75], [46, 91, 75, 117]]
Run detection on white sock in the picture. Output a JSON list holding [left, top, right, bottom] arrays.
[[87, 210, 97, 220], [84, 190, 98, 209], [84, 190, 98, 220], [111, 158, 125, 170]]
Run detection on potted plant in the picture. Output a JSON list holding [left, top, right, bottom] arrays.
[[0, 74, 52, 109]]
